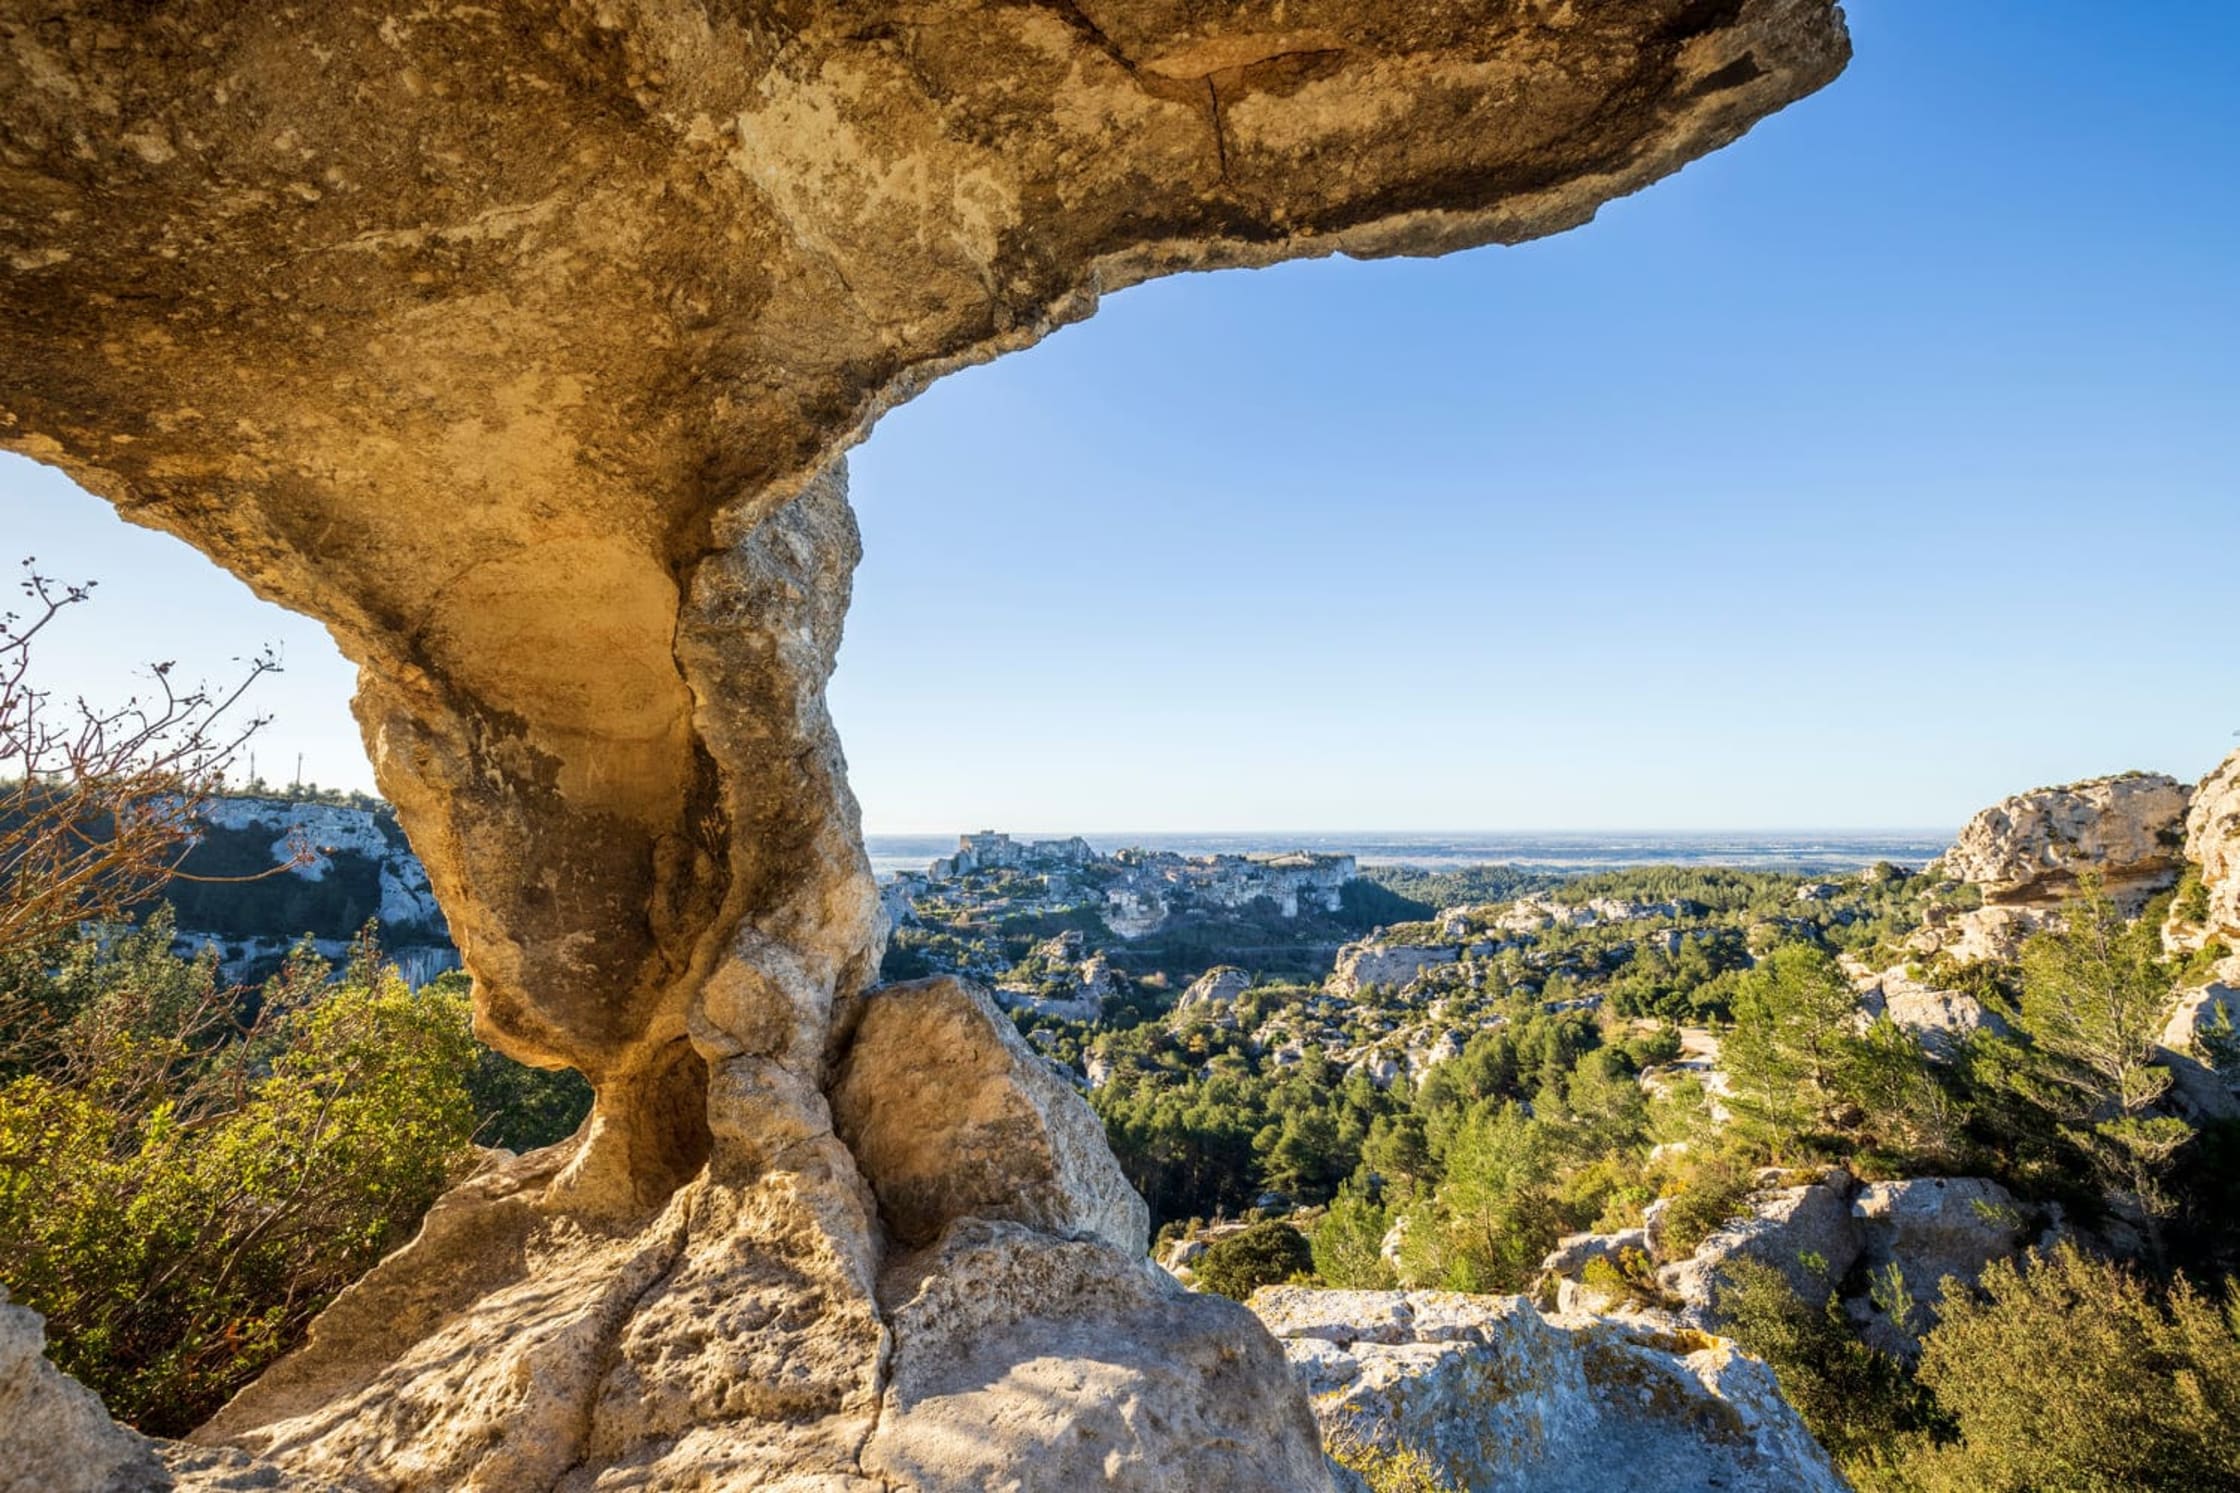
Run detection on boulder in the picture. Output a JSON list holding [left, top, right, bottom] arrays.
[[0, 1287, 167, 1493], [1174, 966, 1253, 1017], [1252, 1288, 1844, 1493], [1847, 1177, 2024, 1354], [830, 976, 1148, 1256], [864, 1221, 1334, 1493], [1657, 1178, 1862, 1322], [1539, 1228, 1652, 1282], [1850, 960, 2007, 1052], [1540, 1229, 1657, 1316], [1931, 904, 2058, 965], [1852, 1175, 2024, 1275], [1943, 773, 2192, 910], [1330, 940, 1462, 997]]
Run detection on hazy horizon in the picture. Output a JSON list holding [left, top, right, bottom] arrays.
[[860, 827, 1959, 880]]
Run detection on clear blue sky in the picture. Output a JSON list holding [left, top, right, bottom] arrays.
[[8, 2, 2238, 832]]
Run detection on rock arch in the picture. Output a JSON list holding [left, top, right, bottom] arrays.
[[0, 3, 1847, 1486]]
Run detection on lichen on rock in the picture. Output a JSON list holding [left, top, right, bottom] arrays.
[[1252, 1286, 1845, 1493]]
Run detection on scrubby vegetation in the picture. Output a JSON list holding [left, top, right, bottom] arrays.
[[1060, 858, 2240, 1491], [1192, 1219, 1314, 1301], [0, 915, 588, 1433], [11, 565, 2240, 1485], [1730, 1243, 2240, 1492], [0, 580, 587, 1432]]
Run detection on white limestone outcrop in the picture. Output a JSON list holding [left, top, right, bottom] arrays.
[[1175, 965, 1253, 1017], [1942, 772, 2191, 910], [1330, 938, 1461, 997], [1251, 1287, 1844, 1493], [2180, 749, 2240, 952]]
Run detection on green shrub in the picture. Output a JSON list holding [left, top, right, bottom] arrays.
[[0, 924, 481, 1432], [1715, 1258, 1942, 1476], [1896, 1244, 2240, 1492], [1578, 1247, 1667, 1312], [1657, 1153, 1757, 1257], [1195, 1219, 1314, 1300], [1311, 1189, 1396, 1289]]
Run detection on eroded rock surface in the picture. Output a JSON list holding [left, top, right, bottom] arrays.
[[869, 1222, 1334, 1492], [1847, 1176, 2024, 1356], [1845, 954, 2007, 1052], [1252, 1287, 1844, 1493], [1655, 1172, 1862, 1319], [830, 976, 1147, 1254], [0, 1286, 167, 1493], [1901, 770, 2194, 967], [1580, 1168, 2028, 1358], [1, 1, 1848, 1485], [2159, 980, 2240, 1120], [2181, 749, 2240, 952], [1174, 964, 1254, 1016], [1942, 772, 2192, 910], [1330, 938, 1462, 997]]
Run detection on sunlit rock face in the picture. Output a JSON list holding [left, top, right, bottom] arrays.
[[1910, 771, 2194, 967], [0, 2, 1847, 1485], [2181, 750, 2240, 954], [1252, 1287, 1846, 1493], [1942, 772, 2193, 911]]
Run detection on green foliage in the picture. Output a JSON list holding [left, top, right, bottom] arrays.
[[1394, 1059, 1654, 1296], [2015, 880, 2178, 1120], [1337, 878, 1436, 931], [1310, 1188, 1396, 1289], [1982, 880, 2194, 1255], [0, 925, 480, 1433], [1721, 943, 1863, 1155], [1845, 1015, 1970, 1172], [1359, 864, 1554, 913], [156, 830, 393, 943], [466, 1047, 595, 1152], [1577, 1246, 1664, 1312], [1715, 1258, 1944, 1476], [1897, 1245, 2240, 1493], [1194, 1220, 1314, 1301], [2173, 866, 2213, 927], [1655, 1151, 1758, 1257], [1606, 929, 1752, 1023]]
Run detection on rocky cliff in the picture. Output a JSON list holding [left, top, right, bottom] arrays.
[[1901, 770, 2191, 968], [1330, 937, 1464, 997], [169, 796, 458, 985], [1941, 772, 2191, 910], [0, 2, 1850, 1485], [2160, 748, 2240, 1117]]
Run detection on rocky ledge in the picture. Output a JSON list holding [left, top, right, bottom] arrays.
[[1940, 771, 2191, 910], [1251, 1287, 1843, 1493]]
